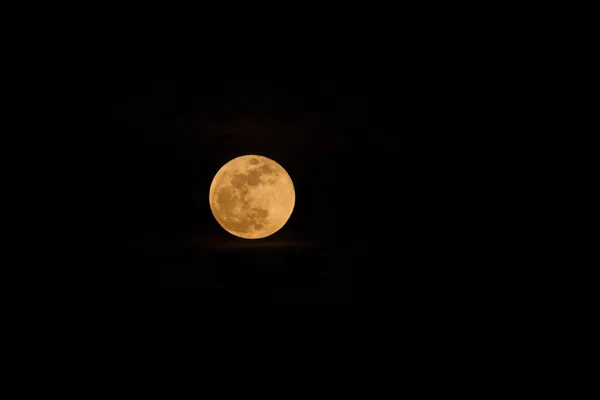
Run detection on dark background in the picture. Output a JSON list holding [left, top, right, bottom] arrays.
[[106, 77, 394, 292]]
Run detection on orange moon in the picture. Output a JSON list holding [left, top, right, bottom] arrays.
[[209, 155, 295, 239]]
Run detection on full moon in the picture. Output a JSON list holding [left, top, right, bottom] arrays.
[[209, 155, 295, 239]]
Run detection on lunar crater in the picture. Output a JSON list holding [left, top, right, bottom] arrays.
[[231, 174, 247, 188]]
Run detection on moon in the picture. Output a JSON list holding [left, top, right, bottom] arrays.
[[209, 155, 295, 239]]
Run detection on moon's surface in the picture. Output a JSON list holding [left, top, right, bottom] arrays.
[[209, 155, 295, 239]]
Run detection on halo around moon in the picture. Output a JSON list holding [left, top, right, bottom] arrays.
[[209, 155, 295, 239]]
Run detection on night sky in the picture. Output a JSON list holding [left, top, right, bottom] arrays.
[[108, 77, 399, 292]]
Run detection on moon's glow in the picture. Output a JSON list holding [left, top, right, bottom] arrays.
[[209, 155, 295, 239]]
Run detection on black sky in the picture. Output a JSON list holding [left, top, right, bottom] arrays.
[[105, 77, 391, 292]]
